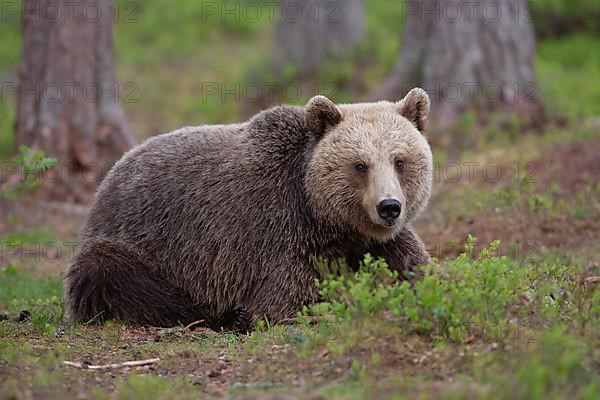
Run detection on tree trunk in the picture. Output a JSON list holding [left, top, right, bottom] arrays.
[[16, 0, 136, 198], [274, 0, 364, 75], [375, 0, 540, 129]]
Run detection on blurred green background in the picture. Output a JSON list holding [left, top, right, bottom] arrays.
[[1, 0, 599, 158]]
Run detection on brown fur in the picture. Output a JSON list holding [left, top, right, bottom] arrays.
[[64, 88, 433, 329]]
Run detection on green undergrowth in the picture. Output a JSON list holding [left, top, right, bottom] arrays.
[[297, 238, 599, 346], [242, 239, 600, 398]]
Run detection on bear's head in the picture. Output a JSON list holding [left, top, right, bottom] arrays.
[[304, 88, 433, 242]]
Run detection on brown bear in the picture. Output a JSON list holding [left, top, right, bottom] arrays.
[[64, 88, 433, 330]]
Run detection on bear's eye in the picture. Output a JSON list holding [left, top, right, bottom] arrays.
[[355, 163, 368, 174], [395, 160, 405, 171]]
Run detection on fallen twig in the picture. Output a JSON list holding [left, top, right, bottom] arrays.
[[83, 311, 105, 325], [184, 319, 206, 330], [156, 320, 214, 339], [63, 358, 160, 370]]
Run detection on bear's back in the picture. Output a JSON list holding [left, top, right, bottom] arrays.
[[78, 119, 320, 302], [81, 124, 245, 243]]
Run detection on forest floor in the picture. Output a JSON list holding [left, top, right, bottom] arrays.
[[1, 121, 599, 399]]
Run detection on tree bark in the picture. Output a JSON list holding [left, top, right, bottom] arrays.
[[274, 0, 364, 75], [16, 0, 136, 197], [375, 0, 540, 129]]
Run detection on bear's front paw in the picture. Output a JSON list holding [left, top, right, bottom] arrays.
[[231, 308, 252, 333], [218, 307, 252, 333]]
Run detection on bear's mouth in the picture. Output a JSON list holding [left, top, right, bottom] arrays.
[[364, 219, 403, 242], [363, 210, 404, 240], [383, 218, 396, 227], [366, 212, 400, 230], [371, 218, 399, 230]]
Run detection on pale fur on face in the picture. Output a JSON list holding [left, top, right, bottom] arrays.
[[305, 89, 433, 242]]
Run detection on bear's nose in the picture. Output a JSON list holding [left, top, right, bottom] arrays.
[[377, 199, 402, 221]]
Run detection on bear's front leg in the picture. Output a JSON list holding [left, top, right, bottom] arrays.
[[243, 261, 320, 325], [369, 224, 431, 275]]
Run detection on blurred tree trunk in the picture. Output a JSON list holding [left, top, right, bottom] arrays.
[[16, 0, 136, 197], [375, 0, 541, 129], [274, 0, 364, 75]]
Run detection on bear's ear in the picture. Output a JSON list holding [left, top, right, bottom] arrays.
[[397, 88, 431, 133], [305, 95, 342, 137]]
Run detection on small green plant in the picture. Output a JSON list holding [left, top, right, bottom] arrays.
[[306, 254, 401, 321], [2, 145, 56, 200]]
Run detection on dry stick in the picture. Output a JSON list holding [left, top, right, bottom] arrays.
[[63, 358, 160, 370], [83, 311, 105, 325], [156, 320, 209, 337], [184, 319, 206, 330]]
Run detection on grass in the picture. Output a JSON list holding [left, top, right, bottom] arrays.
[[0, 266, 62, 336]]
